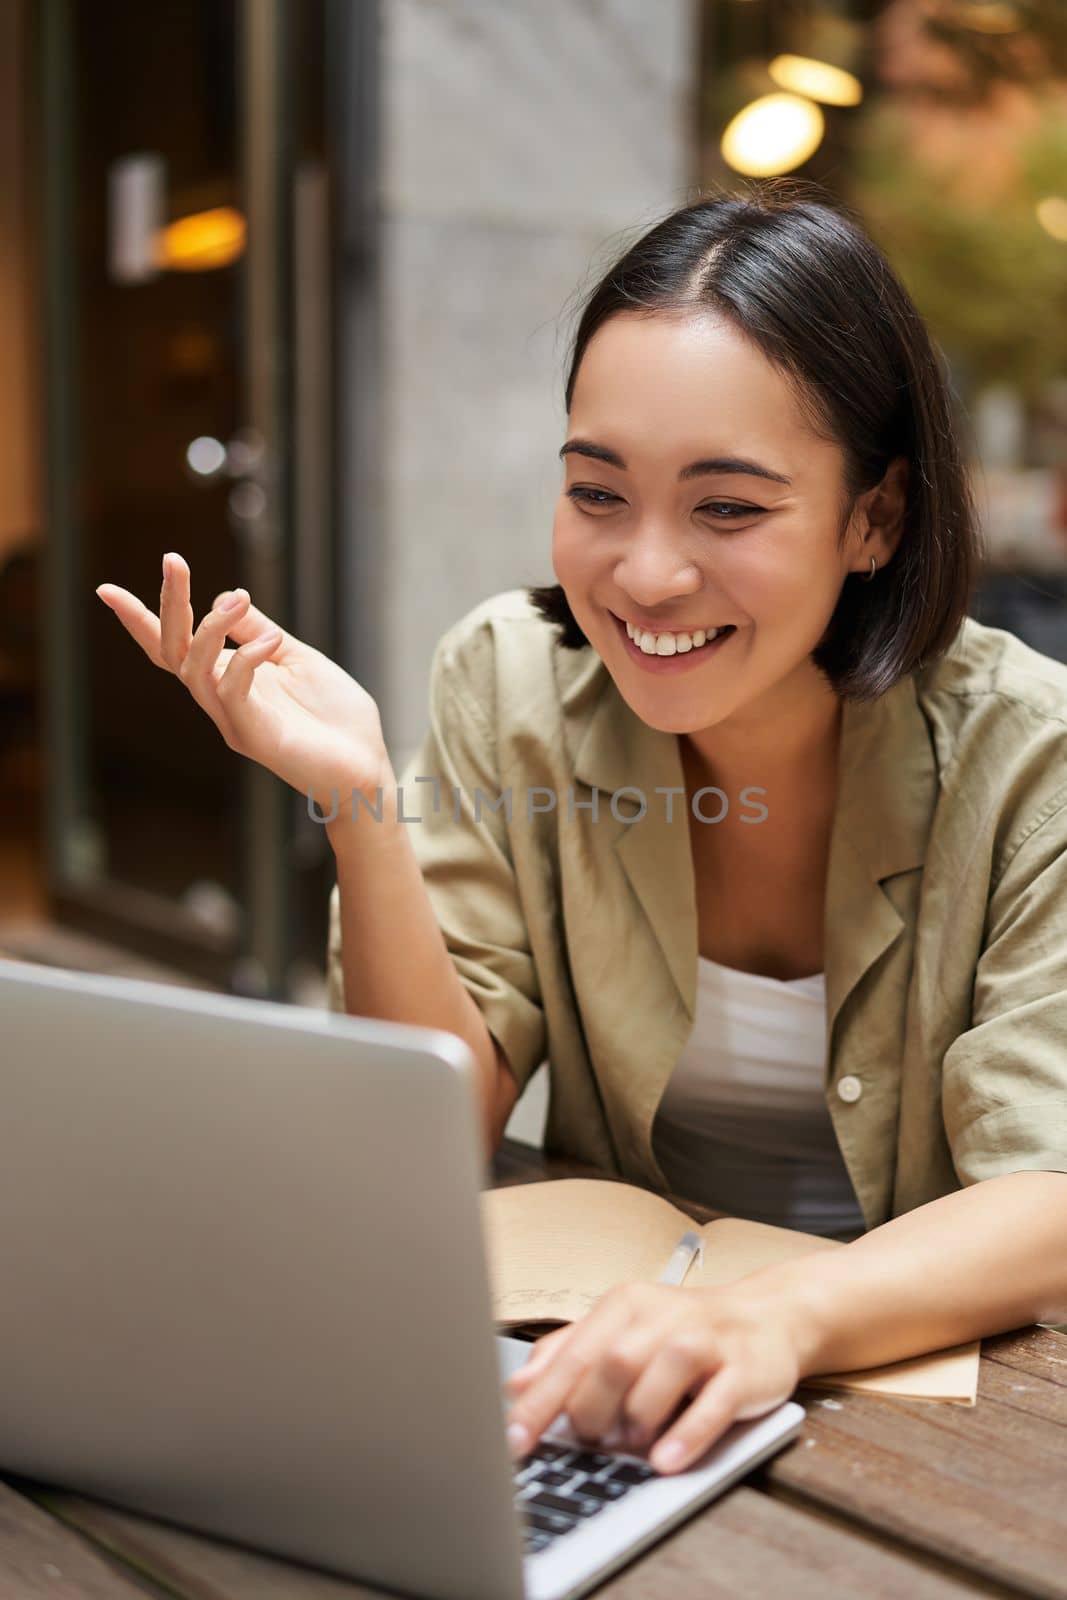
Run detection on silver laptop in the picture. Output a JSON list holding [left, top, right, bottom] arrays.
[[0, 955, 805, 1600]]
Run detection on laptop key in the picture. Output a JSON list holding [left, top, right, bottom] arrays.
[[526, 1489, 605, 1520], [536, 1468, 580, 1489], [530, 1441, 572, 1463], [571, 1476, 631, 1503], [524, 1508, 577, 1537], [604, 1460, 658, 1485], [566, 1450, 615, 1473], [522, 1530, 553, 1554]]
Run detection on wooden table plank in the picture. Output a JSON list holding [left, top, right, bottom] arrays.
[[982, 1329, 1067, 1392], [12, 1488, 380, 1600], [766, 1329, 1067, 1599], [0, 1480, 161, 1599], [592, 1483, 1013, 1600]]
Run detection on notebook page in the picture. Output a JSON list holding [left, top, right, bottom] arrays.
[[481, 1179, 692, 1324], [694, 1213, 842, 1285]]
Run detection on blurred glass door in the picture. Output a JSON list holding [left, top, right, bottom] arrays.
[[39, 0, 337, 997]]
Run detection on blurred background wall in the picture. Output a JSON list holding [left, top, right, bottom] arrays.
[[1, 0, 1065, 1151]]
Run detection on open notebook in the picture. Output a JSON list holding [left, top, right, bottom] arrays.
[[481, 1179, 979, 1405]]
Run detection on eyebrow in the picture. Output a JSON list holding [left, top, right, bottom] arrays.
[[558, 438, 793, 487]]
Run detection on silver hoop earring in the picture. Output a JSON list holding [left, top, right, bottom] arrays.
[[861, 555, 877, 582]]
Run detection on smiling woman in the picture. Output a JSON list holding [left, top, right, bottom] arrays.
[[98, 174, 1067, 1481]]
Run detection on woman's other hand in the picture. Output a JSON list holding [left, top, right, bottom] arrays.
[[501, 1274, 814, 1475], [96, 551, 392, 810]]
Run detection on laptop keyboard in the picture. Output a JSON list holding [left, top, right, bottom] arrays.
[[512, 1438, 658, 1556]]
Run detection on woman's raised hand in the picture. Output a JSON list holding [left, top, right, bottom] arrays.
[[96, 552, 394, 812]]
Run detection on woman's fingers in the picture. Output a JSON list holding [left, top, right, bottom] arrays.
[[505, 1327, 603, 1458], [174, 592, 259, 743], [643, 1366, 746, 1473], [180, 589, 250, 699], [606, 1336, 717, 1454], [95, 585, 169, 671], [159, 552, 195, 672], [96, 549, 198, 674], [98, 553, 290, 763], [216, 624, 284, 725], [503, 1327, 574, 1393], [208, 591, 290, 648]]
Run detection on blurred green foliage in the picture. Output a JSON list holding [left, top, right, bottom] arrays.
[[846, 99, 1067, 401]]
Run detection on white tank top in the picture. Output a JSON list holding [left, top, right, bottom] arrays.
[[650, 954, 866, 1241]]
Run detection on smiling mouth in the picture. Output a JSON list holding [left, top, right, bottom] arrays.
[[614, 613, 737, 656]]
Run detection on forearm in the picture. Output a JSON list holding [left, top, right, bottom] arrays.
[[326, 781, 503, 1156], [752, 1171, 1067, 1378]]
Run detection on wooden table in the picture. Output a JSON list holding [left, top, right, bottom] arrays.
[[2, 1137, 1064, 1600]]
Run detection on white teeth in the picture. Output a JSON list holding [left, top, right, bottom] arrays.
[[625, 619, 725, 653]]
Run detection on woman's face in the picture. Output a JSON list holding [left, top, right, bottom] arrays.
[[552, 309, 882, 738]]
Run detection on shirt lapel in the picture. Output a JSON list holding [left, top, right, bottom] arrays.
[[823, 673, 939, 1052], [568, 660, 698, 1022]]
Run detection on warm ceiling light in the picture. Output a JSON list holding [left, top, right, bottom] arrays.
[[1036, 197, 1067, 243], [721, 94, 825, 177], [768, 54, 862, 106], [944, 1, 1022, 32], [157, 207, 246, 272]]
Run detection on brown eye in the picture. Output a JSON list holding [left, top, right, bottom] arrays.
[[566, 487, 621, 509], [699, 502, 761, 520]]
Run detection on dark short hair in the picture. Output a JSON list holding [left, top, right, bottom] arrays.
[[528, 178, 981, 701]]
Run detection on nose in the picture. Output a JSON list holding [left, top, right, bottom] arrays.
[[615, 519, 702, 609]]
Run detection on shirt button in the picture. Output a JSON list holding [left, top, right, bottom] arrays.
[[836, 1074, 863, 1104]]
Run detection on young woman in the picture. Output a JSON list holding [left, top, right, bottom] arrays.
[[98, 181, 1067, 1477]]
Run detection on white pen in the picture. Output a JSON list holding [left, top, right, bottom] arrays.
[[657, 1229, 704, 1286]]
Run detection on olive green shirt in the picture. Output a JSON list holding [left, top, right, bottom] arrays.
[[327, 588, 1067, 1240]]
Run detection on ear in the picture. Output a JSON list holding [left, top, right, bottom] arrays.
[[851, 456, 909, 572]]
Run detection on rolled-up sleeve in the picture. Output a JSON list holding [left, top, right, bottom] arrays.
[[942, 801, 1067, 1186], [326, 626, 547, 1095]]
